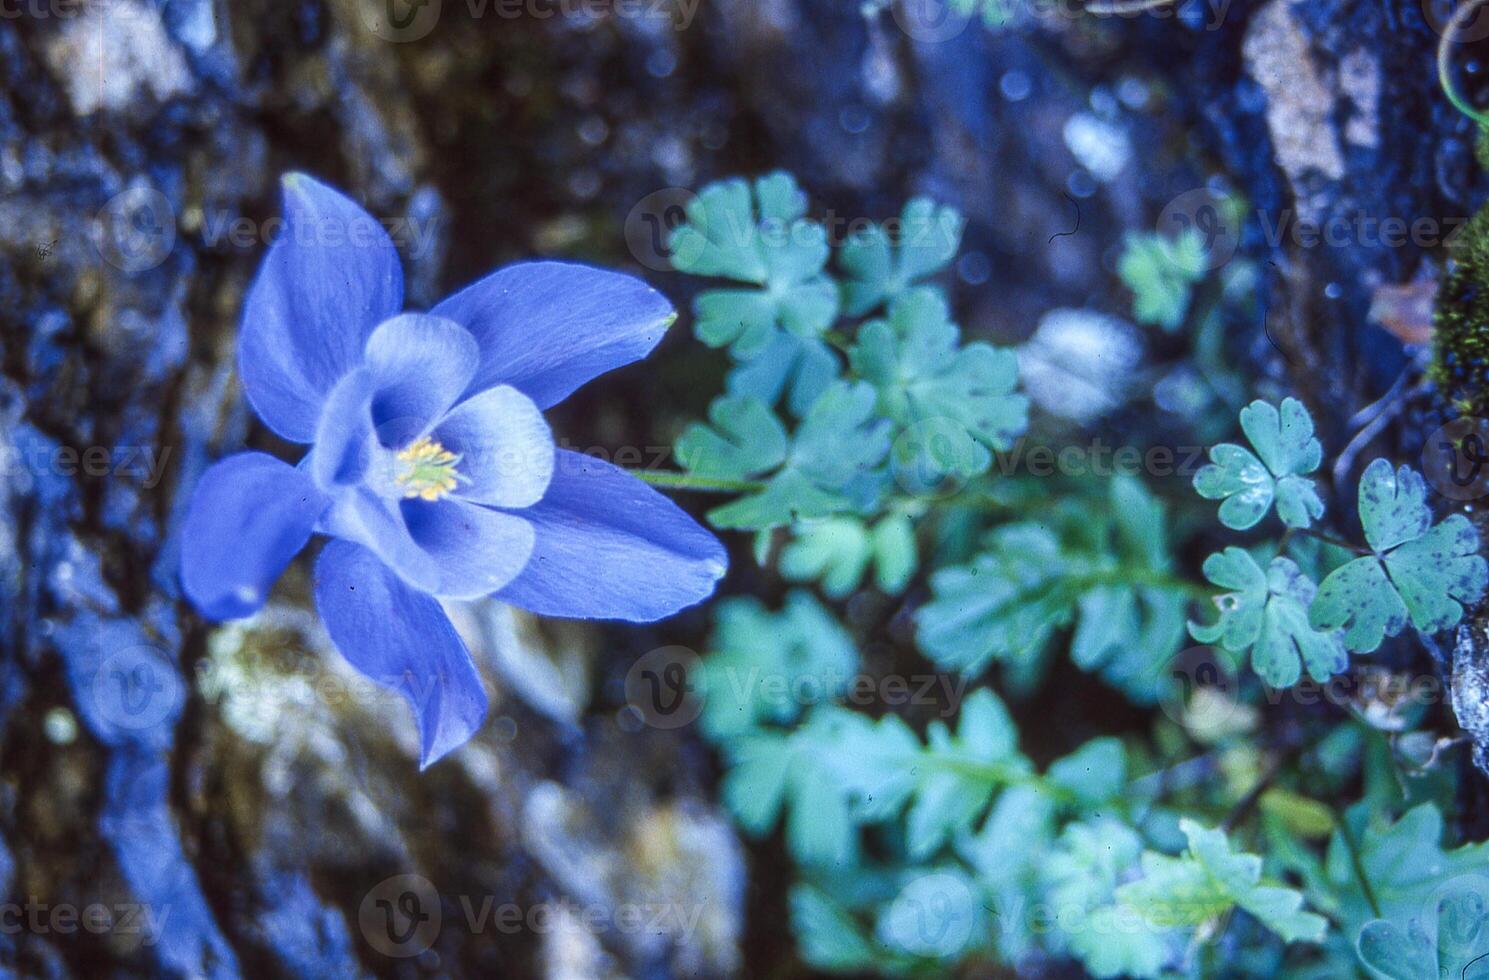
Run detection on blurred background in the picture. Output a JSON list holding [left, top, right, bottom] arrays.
[[0, 0, 1478, 976]]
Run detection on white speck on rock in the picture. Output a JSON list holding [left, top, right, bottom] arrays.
[[1340, 48, 1381, 150], [44, 0, 193, 117]]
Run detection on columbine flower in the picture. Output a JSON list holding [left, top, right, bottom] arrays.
[[181, 174, 727, 767]]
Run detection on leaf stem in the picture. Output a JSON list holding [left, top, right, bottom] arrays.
[[1332, 807, 1382, 919], [628, 469, 766, 494], [1293, 527, 1371, 556]]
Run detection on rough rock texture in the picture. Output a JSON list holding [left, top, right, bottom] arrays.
[[0, 0, 1479, 976]]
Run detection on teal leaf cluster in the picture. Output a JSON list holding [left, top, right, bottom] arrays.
[[1194, 398, 1325, 530], [851, 288, 1028, 488], [1117, 228, 1209, 331], [779, 513, 918, 597], [916, 476, 1188, 701], [677, 382, 891, 530], [1117, 819, 1328, 944], [1310, 459, 1487, 652], [669, 172, 839, 357], [1189, 547, 1347, 688], [838, 199, 964, 315], [1357, 889, 1489, 980]]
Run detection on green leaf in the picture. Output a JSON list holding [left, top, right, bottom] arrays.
[[838, 198, 964, 316], [791, 885, 880, 973], [780, 514, 919, 598], [669, 173, 839, 356], [679, 382, 892, 530], [1047, 737, 1127, 807], [675, 395, 788, 479], [720, 715, 857, 866], [695, 591, 860, 739], [916, 477, 1189, 701], [851, 288, 1028, 486], [725, 330, 840, 417], [1310, 460, 1487, 652], [1194, 398, 1324, 530], [904, 690, 1024, 859], [1189, 547, 1348, 688], [871, 513, 918, 594], [1325, 804, 1489, 940], [1117, 229, 1208, 332], [1118, 819, 1327, 944], [1041, 819, 1179, 979], [1357, 889, 1489, 980], [958, 785, 1056, 963]]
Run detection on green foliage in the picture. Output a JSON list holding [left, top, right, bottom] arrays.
[[1431, 205, 1489, 412], [851, 288, 1028, 489], [1193, 397, 1324, 530], [779, 513, 918, 597], [1118, 229, 1208, 331], [695, 590, 858, 739], [1356, 889, 1489, 980], [916, 475, 1188, 701], [669, 172, 838, 357], [1189, 548, 1348, 688], [1310, 459, 1487, 652], [838, 199, 964, 315], [665, 171, 1489, 980], [677, 382, 891, 530], [1118, 819, 1327, 944], [1323, 804, 1489, 941], [1041, 818, 1181, 978]]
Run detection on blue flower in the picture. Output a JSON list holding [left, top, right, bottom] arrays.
[[180, 174, 727, 767]]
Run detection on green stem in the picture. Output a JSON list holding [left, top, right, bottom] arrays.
[[628, 469, 765, 494], [919, 754, 1081, 805], [1080, 567, 1216, 602], [1333, 808, 1382, 919], [1294, 526, 1371, 555]]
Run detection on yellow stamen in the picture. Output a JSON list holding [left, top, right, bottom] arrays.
[[395, 436, 464, 502]]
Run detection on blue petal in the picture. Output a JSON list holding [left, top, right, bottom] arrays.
[[180, 453, 328, 620], [494, 451, 727, 620], [318, 487, 441, 594], [403, 498, 535, 598], [431, 261, 675, 408], [239, 174, 404, 442], [308, 368, 377, 489], [364, 313, 480, 447], [434, 385, 554, 508], [314, 540, 487, 769]]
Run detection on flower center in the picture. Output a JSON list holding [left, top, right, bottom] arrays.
[[395, 436, 465, 502]]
